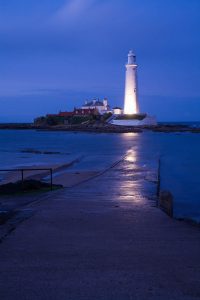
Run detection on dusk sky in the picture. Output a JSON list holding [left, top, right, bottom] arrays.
[[0, 0, 200, 122]]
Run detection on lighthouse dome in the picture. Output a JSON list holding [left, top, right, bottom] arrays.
[[128, 50, 136, 64], [128, 50, 135, 56]]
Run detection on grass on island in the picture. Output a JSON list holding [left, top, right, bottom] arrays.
[[115, 113, 147, 120], [34, 112, 113, 127]]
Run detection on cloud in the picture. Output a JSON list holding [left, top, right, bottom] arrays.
[[52, 0, 97, 25]]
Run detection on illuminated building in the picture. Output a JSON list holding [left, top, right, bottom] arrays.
[[124, 50, 139, 114]]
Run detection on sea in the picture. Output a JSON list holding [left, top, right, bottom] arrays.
[[0, 124, 200, 223]]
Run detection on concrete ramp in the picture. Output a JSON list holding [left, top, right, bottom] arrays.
[[0, 156, 200, 300]]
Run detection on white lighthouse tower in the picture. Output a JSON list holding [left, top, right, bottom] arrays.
[[110, 50, 157, 126], [124, 50, 139, 114]]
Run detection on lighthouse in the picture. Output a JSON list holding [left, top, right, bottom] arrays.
[[124, 50, 139, 114], [111, 51, 157, 126]]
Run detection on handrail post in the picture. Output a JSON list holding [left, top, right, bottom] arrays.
[[21, 169, 24, 191], [50, 169, 53, 191], [157, 158, 161, 198]]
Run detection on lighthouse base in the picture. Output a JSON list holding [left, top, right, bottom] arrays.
[[110, 114, 157, 126]]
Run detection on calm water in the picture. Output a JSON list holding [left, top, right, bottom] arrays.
[[0, 129, 200, 222]]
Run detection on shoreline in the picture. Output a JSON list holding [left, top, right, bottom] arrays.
[[1, 123, 200, 133]]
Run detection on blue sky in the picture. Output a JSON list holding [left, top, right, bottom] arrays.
[[0, 0, 200, 122]]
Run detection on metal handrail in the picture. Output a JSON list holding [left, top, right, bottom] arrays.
[[0, 168, 53, 191], [157, 158, 161, 197]]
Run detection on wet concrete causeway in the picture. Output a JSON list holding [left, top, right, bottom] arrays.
[[0, 156, 200, 300]]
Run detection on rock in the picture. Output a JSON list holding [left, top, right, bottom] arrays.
[[0, 180, 63, 195], [21, 149, 61, 155]]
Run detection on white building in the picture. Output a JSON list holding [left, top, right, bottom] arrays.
[[82, 98, 110, 115], [112, 107, 123, 115]]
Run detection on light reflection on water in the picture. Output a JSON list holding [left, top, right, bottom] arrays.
[[111, 145, 155, 206], [121, 132, 139, 138], [124, 148, 137, 164]]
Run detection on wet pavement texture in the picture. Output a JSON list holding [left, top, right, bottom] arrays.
[[0, 155, 200, 300]]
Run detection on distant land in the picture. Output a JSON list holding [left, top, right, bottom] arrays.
[[1, 122, 200, 133]]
